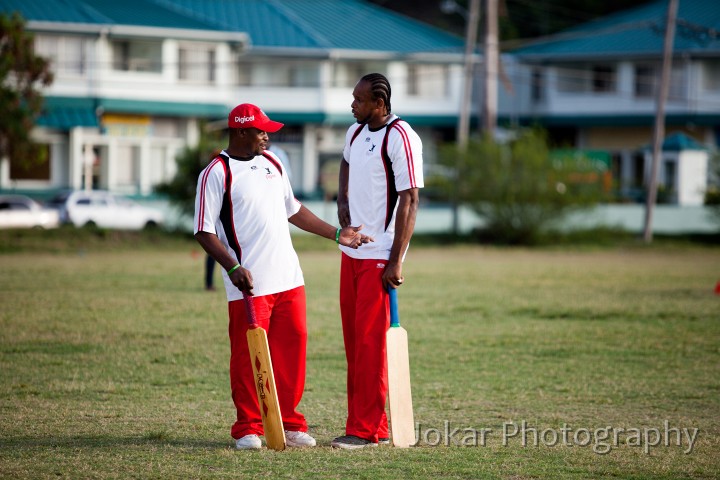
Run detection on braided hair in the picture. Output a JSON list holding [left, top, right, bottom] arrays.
[[361, 73, 392, 114]]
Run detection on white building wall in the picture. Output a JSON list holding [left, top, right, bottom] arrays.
[[502, 58, 720, 120], [0, 11, 468, 201], [677, 150, 709, 206]]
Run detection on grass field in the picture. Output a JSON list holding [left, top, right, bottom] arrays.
[[1, 231, 719, 479]]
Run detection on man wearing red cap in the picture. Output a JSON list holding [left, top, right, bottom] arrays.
[[194, 103, 372, 450]]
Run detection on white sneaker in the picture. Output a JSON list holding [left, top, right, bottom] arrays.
[[235, 434, 262, 450], [285, 430, 316, 448]]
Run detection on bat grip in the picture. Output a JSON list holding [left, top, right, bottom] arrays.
[[388, 287, 400, 328], [243, 292, 259, 327]]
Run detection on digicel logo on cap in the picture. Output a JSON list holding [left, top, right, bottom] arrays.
[[235, 115, 255, 124]]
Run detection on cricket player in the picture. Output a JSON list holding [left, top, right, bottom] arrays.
[[194, 103, 371, 449], [332, 73, 424, 449]]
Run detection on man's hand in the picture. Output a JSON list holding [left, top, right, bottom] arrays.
[[339, 225, 374, 249], [229, 265, 254, 296], [382, 261, 404, 290]]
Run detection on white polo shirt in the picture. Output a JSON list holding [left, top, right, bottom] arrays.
[[194, 150, 304, 301], [339, 115, 424, 260]]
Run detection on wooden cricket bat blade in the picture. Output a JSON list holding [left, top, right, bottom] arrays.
[[247, 327, 286, 451], [387, 288, 415, 448]]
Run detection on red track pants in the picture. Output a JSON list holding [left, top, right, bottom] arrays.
[[227, 286, 308, 439], [339, 253, 390, 442]]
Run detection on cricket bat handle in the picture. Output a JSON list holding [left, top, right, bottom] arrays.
[[388, 287, 400, 328], [243, 292, 259, 327]]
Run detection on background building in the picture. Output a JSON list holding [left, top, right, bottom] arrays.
[[3, 0, 717, 210], [506, 0, 719, 205], [0, 0, 467, 199]]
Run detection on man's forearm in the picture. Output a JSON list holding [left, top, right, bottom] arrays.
[[289, 205, 337, 240], [195, 231, 238, 271], [388, 188, 419, 264], [337, 160, 350, 228]]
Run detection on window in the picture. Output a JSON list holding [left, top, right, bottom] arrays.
[[592, 65, 616, 92], [179, 45, 216, 83], [34, 34, 87, 75], [702, 60, 720, 91], [556, 65, 587, 93], [9, 145, 51, 181], [663, 160, 677, 190], [292, 63, 320, 87], [0, 200, 31, 211], [668, 65, 686, 101], [531, 67, 545, 102], [111, 40, 162, 73], [635, 63, 685, 100], [115, 145, 140, 186], [407, 64, 449, 98], [634, 65, 656, 97], [237, 61, 320, 87], [557, 64, 616, 93], [331, 62, 387, 88], [632, 152, 645, 187]]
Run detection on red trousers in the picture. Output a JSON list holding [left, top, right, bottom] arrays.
[[227, 286, 308, 439], [339, 253, 390, 442]]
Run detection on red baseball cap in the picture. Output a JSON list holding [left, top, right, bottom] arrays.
[[227, 103, 284, 132]]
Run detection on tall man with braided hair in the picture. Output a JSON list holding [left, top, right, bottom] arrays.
[[331, 73, 424, 449]]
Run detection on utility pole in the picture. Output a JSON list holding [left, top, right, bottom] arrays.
[[482, 0, 498, 136], [452, 0, 481, 234], [642, 0, 678, 243], [452, 0, 480, 235], [457, 0, 481, 149]]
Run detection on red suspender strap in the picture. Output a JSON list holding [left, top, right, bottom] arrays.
[[261, 152, 284, 176], [350, 123, 365, 146], [381, 118, 402, 231], [218, 154, 243, 264]]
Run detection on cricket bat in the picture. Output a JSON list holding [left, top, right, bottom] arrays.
[[386, 287, 416, 448], [243, 294, 286, 451]]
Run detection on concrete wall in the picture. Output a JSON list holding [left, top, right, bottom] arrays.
[[155, 199, 718, 235]]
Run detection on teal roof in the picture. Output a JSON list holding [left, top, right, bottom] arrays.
[[0, 0, 464, 54], [513, 0, 720, 60], [38, 97, 463, 130], [37, 97, 229, 130], [37, 97, 99, 129], [0, 0, 215, 30], [99, 98, 227, 117], [642, 132, 709, 151]]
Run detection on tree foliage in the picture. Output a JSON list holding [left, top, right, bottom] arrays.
[[155, 125, 224, 216], [434, 129, 605, 244], [0, 12, 53, 165]]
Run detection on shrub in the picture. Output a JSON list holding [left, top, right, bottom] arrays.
[[434, 129, 605, 244]]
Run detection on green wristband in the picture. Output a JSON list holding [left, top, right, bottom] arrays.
[[227, 264, 241, 275], [335, 227, 341, 244]]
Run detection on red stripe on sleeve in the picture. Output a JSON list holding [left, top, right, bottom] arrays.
[[392, 123, 416, 188], [197, 158, 223, 232]]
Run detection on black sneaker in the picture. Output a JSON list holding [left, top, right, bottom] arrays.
[[330, 435, 378, 450], [378, 437, 390, 445]]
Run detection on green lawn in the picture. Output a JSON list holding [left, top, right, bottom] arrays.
[[1, 233, 718, 479]]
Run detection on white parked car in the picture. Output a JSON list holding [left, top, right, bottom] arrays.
[[0, 194, 61, 229], [51, 190, 165, 230]]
